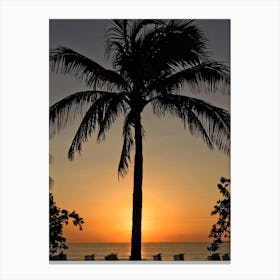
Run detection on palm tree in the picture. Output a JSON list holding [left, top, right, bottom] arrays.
[[50, 20, 230, 260]]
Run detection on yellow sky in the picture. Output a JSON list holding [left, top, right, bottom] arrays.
[[50, 106, 229, 243]]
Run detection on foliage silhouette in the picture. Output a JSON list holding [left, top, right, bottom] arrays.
[[207, 177, 231, 256], [49, 192, 84, 259], [50, 20, 230, 260]]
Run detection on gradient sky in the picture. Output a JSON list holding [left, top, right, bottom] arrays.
[[49, 19, 230, 243]]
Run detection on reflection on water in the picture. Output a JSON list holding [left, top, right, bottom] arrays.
[[66, 242, 230, 261]]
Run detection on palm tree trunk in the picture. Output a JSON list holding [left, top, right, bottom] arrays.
[[130, 113, 143, 260]]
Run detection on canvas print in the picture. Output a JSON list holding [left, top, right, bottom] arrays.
[[49, 19, 230, 262]]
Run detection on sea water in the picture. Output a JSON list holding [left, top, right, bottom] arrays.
[[65, 242, 230, 261]]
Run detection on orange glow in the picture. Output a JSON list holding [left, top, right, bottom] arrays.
[[51, 116, 229, 243]]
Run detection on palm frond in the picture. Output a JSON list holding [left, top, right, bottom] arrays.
[[97, 94, 127, 142], [50, 90, 117, 137], [105, 40, 130, 76], [162, 61, 230, 94], [50, 47, 127, 90], [151, 95, 230, 155], [118, 112, 134, 177], [68, 94, 116, 160], [186, 109, 214, 150], [105, 20, 130, 64], [137, 20, 209, 76], [106, 20, 129, 47], [192, 99, 230, 154], [130, 19, 164, 44], [151, 95, 214, 150]]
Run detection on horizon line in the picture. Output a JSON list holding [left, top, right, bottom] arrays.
[[68, 241, 230, 244]]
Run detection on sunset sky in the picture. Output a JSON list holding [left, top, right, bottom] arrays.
[[49, 19, 230, 243]]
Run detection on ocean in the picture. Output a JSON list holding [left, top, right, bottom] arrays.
[[65, 242, 230, 261]]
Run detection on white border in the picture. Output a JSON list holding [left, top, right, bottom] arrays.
[[1, 0, 279, 279]]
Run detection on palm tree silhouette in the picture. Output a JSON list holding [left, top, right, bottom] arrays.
[[50, 20, 230, 260]]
